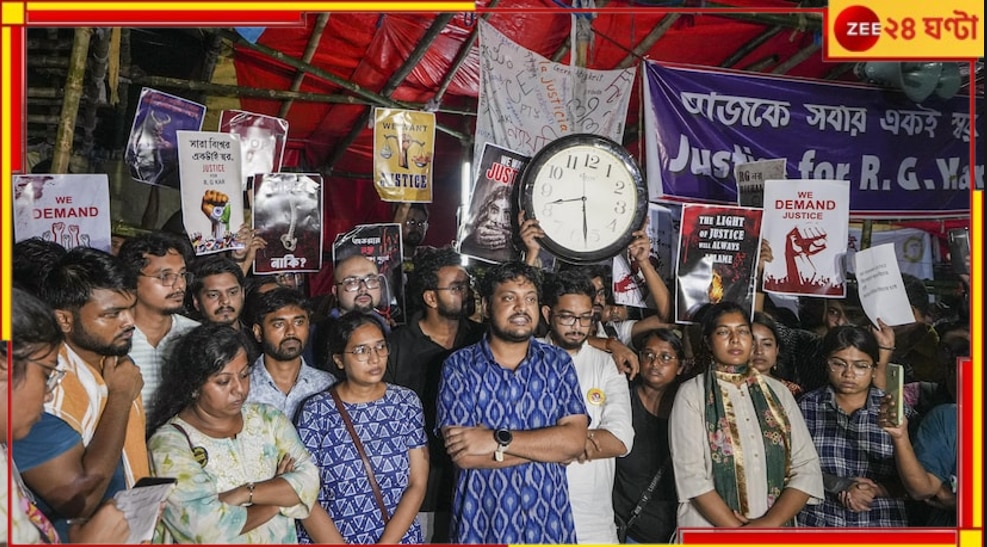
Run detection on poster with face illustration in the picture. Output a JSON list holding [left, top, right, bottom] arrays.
[[252, 173, 323, 274], [219, 110, 288, 190], [125, 87, 206, 189], [12, 174, 112, 252]]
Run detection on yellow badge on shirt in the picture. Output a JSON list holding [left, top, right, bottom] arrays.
[[586, 388, 606, 406]]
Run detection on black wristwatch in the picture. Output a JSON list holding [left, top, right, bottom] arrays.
[[493, 428, 512, 462]]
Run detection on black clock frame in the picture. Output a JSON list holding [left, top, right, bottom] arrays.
[[518, 134, 648, 264]]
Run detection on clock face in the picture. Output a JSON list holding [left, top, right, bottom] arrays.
[[520, 135, 647, 263]]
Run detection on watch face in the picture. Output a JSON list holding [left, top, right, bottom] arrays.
[[494, 428, 513, 445], [520, 135, 647, 264]]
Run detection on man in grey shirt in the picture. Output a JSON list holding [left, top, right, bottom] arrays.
[[245, 287, 334, 421]]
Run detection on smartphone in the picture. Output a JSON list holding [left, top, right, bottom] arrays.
[[133, 477, 177, 488], [885, 363, 904, 427], [603, 321, 619, 339]]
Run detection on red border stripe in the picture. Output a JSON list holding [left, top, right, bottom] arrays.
[[26, 10, 306, 25]]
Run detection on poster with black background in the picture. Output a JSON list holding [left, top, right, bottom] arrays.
[[333, 223, 406, 326], [675, 204, 762, 323]]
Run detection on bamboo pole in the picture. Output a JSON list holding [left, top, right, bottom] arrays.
[[51, 28, 92, 174]]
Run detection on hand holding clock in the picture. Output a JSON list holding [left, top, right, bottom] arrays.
[[519, 212, 545, 266]]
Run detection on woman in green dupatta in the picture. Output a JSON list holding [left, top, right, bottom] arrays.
[[669, 302, 823, 528]]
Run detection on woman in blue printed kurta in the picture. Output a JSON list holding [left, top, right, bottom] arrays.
[[147, 324, 319, 543], [295, 312, 428, 544]]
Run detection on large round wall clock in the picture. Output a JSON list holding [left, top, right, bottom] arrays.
[[518, 134, 648, 264]]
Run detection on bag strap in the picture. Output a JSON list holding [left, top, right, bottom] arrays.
[[623, 457, 670, 531], [329, 386, 390, 524]]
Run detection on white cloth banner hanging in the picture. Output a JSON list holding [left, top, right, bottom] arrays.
[[474, 20, 636, 177], [846, 226, 934, 281]]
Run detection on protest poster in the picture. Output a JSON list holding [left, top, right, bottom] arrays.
[[333, 223, 406, 326], [734, 158, 786, 208], [373, 108, 435, 203], [613, 202, 680, 309], [948, 227, 971, 276], [846, 226, 934, 281], [177, 131, 245, 255], [762, 179, 850, 297], [219, 109, 288, 190], [125, 87, 206, 189], [854, 243, 916, 327], [675, 204, 762, 323], [459, 142, 529, 264], [252, 173, 323, 274], [12, 174, 112, 252]]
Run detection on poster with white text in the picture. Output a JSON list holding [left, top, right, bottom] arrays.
[[762, 179, 849, 298]]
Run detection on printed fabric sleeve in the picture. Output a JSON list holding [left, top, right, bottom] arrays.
[[772, 378, 825, 503], [401, 387, 429, 449], [669, 376, 716, 502], [264, 405, 320, 519], [148, 426, 249, 544], [436, 351, 476, 432]]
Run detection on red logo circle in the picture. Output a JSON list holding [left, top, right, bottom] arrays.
[[834, 5, 882, 52]]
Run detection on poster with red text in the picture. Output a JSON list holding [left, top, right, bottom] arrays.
[[12, 174, 112, 252], [458, 142, 530, 264], [762, 179, 849, 298], [332, 223, 406, 325], [675, 204, 762, 323], [177, 131, 245, 255]]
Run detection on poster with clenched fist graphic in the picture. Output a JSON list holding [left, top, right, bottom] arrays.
[[762, 179, 849, 298], [177, 131, 246, 255], [12, 174, 112, 252]]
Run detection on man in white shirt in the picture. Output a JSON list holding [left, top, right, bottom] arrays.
[[118, 232, 199, 406], [539, 269, 635, 544]]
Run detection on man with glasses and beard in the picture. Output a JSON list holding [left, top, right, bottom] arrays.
[[245, 287, 335, 421], [189, 254, 258, 358], [437, 262, 588, 543], [118, 232, 199, 406], [539, 270, 634, 543], [12, 248, 148, 539], [386, 247, 484, 542]]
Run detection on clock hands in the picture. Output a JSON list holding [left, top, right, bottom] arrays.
[[581, 178, 588, 245], [547, 196, 585, 205]]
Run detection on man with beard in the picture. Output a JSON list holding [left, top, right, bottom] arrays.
[[437, 262, 588, 543], [386, 247, 484, 542], [189, 255, 258, 358], [118, 232, 199, 406], [13, 247, 147, 538], [398, 202, 431, 267], [539, 270, 634, 543], [245, 287, 334, 421]]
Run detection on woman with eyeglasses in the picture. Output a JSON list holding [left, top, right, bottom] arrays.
[[612, 328, 683, 543], [295, 311, 428, 544], [4, 287, 130, 544], [669, 301, 823, 529], [146, 324, 320, 543], [797, 325, 917, 527]]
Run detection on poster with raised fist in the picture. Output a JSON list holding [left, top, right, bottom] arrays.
[[762, 179, 849, 298], [177, 131, 245, 255]]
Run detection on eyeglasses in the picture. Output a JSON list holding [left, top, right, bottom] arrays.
[[826, 358, 874, 376], [404, 219, 428, 228], [344, 340, 390, 362], [434, 282, 471, 294], [336, 275, 382, 292], [553, 313, 594, 327], [24, 357, 67, 393], [640, 351, 679, 365], [139, 271, 193, 287]]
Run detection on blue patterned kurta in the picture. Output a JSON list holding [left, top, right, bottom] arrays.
[[436, 337, 588, 544], [295, 384, 426, 544]]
